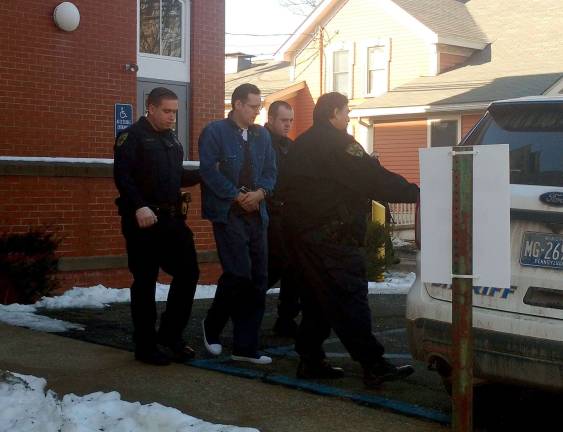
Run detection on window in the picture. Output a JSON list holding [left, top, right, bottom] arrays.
[[465, 105, 563, 187], [367, 46, 387, 95], [140, 0, 183, 58], [429, 119, 459, 147], [333, 50, 349, 95]]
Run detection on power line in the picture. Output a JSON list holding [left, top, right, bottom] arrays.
[[226, 32, 315, 37]]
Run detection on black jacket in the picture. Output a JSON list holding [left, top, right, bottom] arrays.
[[278, 121, 419, 236], [113, 116, 200, 214], [265, 124, 293, 210]]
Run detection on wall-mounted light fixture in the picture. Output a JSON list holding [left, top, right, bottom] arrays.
[[124, 63, 139, 73], [53, 2, 80, 32]]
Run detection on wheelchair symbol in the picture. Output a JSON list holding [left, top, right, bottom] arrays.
[[119, 107, 129, 119]]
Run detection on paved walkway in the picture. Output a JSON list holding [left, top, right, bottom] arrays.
[[0, 323, 445, 432]]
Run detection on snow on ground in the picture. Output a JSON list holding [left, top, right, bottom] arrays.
[[0, 273, 415, 333], [0, 303, 84, 333], [0, 371, 258, 432], [368, 271, 416, 295], [391, 237, 412, 248]]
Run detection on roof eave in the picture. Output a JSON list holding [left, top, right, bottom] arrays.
[[349, 101, 491, 118], [437, 35, 488, 50], [274, 0, 343, 61]]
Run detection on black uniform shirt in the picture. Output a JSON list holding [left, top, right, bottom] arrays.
[[113, 116, 200, 213], [265, 123, 293, 211], [278, 120, 419, 233]]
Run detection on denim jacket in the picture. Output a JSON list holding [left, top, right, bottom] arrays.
[[198, 116, 277, 224]]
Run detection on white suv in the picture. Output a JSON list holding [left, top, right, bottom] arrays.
[[407, 96, 563, 390]]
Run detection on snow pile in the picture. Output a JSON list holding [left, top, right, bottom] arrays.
[[0, 303, 83, 332], [368, 271, 416, 295], [391, 237, 412, 248], [0, 371, 258, 432], [0, 273, 416, 332]]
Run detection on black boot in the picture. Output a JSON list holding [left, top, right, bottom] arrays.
[[363, 358, 414, 388], [134, 346, 171, 366], [297, 359, 344, 379], [158, 339, 196, 363]]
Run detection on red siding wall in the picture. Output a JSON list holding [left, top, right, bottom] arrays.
[[439, 53, 468, 74], [373, 119, 427, 185], [287, 86, 315, 140], [461, 113, 484, 138]]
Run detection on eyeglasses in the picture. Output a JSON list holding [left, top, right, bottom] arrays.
[[244, 103, 262, 112]]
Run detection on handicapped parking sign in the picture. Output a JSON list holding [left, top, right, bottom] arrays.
[[115, 103, 133, 137]]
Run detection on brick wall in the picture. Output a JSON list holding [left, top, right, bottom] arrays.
[[0, 0, 136, 157], [0, 0, 225, 290], [190, 0, 226, 159]]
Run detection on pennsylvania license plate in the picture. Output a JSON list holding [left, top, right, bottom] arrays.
[[520, 232, 563, 270]]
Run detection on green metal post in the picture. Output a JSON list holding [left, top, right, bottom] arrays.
[[451, 146, 474, 431]]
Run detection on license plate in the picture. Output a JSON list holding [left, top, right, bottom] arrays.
[[520, 232, 563, 270]]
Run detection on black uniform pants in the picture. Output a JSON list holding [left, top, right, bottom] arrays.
[[287, 230, 385, 365], [268, 212, 300, 321], [122, 214, 199, 351]]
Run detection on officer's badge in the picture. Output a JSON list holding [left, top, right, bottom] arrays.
[[346, 141, 365, 158], [116, 133, 129, 147]]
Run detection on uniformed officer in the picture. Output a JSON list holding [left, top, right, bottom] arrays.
[[278, 92, 419, 387], [264, 101, 301, 338], [114, 87, 200, 366]]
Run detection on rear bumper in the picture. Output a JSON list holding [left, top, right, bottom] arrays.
[[407, 318, 563, 391]]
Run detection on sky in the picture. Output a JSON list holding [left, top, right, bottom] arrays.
[[225, 0, 308, 58]]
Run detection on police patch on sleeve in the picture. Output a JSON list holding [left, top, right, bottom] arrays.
[[116, 133, 129, 147], [346, 141, 365, 158]]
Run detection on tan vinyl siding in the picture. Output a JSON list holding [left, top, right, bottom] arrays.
[[373, 118, 427, 184], [293, 0, 433, 103]]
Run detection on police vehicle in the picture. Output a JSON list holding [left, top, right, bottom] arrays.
[[406, 96, 563, 391]]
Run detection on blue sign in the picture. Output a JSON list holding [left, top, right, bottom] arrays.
[[114, 103, 133, 137]]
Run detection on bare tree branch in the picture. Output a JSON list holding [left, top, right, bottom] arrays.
[[279, 0, 320, 16]]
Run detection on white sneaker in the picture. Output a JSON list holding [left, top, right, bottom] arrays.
[[231, 354, 272, 365], [202, 319, 222, 356]]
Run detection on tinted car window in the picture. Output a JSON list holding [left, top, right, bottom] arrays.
[[464, 104, 563, 187]]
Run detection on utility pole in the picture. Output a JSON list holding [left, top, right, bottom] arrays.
[[451, 146, 475, 431], [319, 26, 324, 95]]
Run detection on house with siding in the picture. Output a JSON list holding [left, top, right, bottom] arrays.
[[269, 0, 563, 185], [224, 55, 315, 140]]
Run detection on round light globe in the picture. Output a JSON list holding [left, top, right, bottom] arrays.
[[53, 2, 80, 32]]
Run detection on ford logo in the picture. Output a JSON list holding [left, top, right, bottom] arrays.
[[540, 192, 563, 206]]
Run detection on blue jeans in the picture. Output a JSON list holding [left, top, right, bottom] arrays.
[[205, 211, 268, 356]]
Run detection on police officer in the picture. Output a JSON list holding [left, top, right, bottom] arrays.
[[264, 101, 300, 338], [114, 87, 200, 366], [278, 92, 419, 387]]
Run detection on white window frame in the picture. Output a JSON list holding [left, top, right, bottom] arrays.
[[325, 41, 355, 97], [360, 38, 390, 97], [137, 0, 190, 82], [427, 115, 461, 148]]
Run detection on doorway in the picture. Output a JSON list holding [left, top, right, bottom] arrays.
[[137, 79, 189, 157]]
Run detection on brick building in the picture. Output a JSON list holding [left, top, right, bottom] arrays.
[[0, 0, 225, 290]]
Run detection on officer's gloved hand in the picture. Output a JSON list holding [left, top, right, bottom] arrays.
[[136, 206, 158, 228]]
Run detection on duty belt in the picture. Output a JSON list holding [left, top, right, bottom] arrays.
[[148, 204, 179, 216]]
